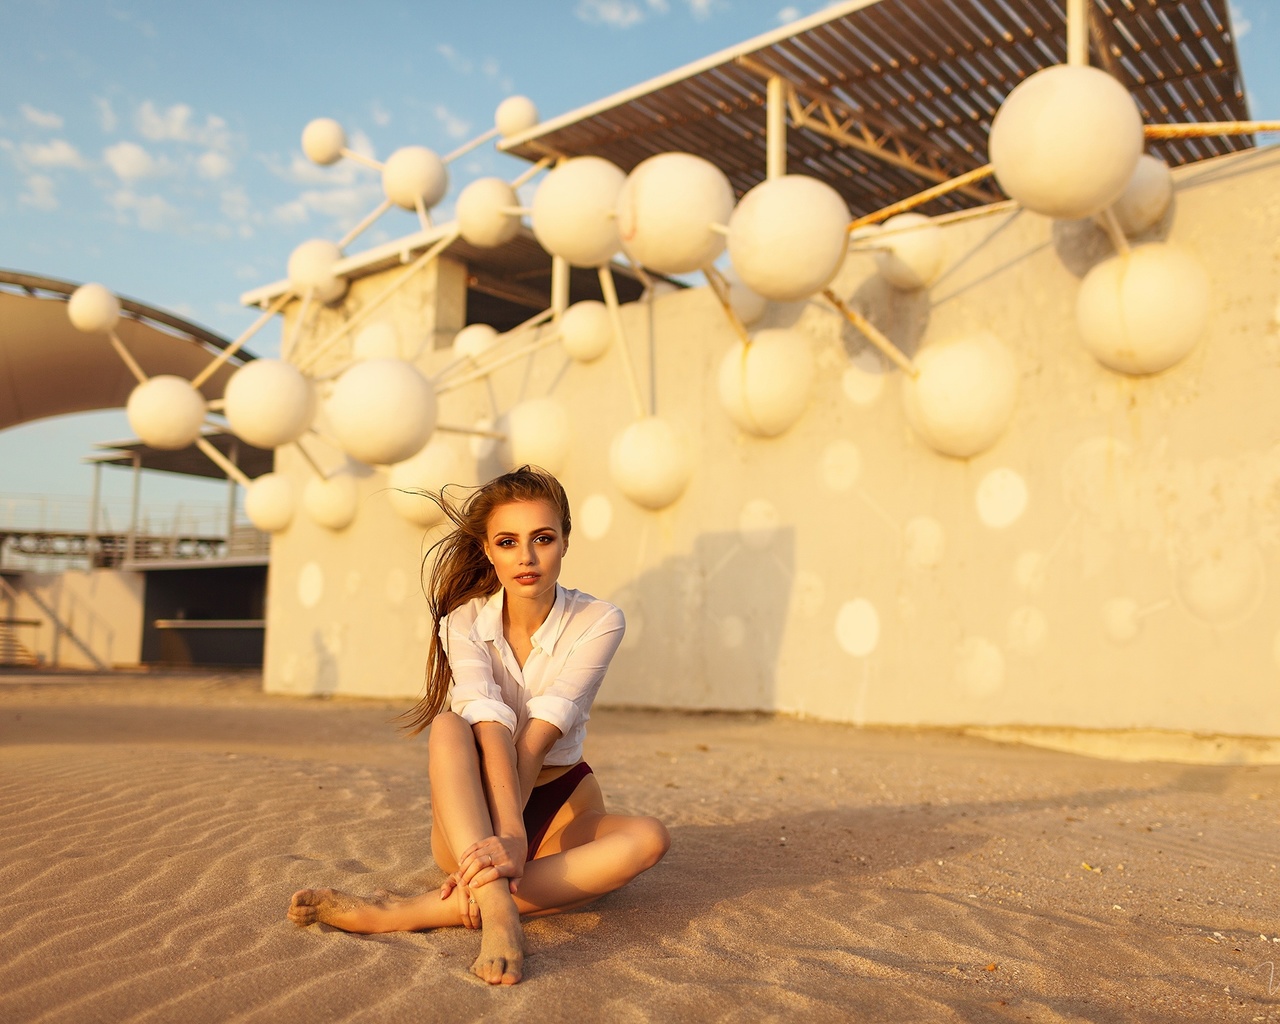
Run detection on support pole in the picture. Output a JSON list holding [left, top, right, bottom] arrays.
[[87, 461, 102, 568], [822, 289, 919, 378], [225, 438, 240, 544], [1067, 0, 1088, 66], [551, 255, 570, 320], [766, 75, 787, 180], [598, 266, 648, 419], [126, 452, 141, 566]]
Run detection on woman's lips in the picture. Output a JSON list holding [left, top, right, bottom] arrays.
[[514, 572, 540, 584]]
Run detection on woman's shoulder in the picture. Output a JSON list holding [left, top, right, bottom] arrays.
[[558, 586, 624, 631], [443, 590, 501, 636]]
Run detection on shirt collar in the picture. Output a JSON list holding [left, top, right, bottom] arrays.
[[472, 584, 568, 653]]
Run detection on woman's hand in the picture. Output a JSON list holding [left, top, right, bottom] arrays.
[[458, 834, 527, 894], [439, 872, 482, 929]]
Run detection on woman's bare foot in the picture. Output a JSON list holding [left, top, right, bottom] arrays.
[[288, 888, 383, 931], [471, 886, 524, 985]]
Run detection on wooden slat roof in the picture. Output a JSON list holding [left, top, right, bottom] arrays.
[[500, 0, 1251, 219]]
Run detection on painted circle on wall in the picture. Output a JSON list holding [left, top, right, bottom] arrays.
[[738, 499, 780, 549], [976, 468, 1029, 529], [821, 439, 862, 492], [579, 493, 614, 541], [298, 562, 324, 609], [835, 598, 880, 657], [904, 516, 946, 568], [1175, 542, 1265, 627], [955, 636, 1005, 698]]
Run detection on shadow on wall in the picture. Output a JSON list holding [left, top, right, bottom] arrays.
[[604, 528, 795, 712]]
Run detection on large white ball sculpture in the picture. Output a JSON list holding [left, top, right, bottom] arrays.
[[609, 417, 691, 511], [287, 239, 348, 305], [456, 177, 521, 248], [244, 473, 296, 533], [874, 213, 945, 291], [718, 329, 816, 437], [988, 64, 1144, 220], [497, 398, 572, 475], [560, 300, 612, 362], [726, 175, 850, 302], [301, 118, 346, 166], [452, 323, 500, 361], [531, 156, 626, 267], [388, 437, 464, 527], [126, 376, 207, 450], [382, 145, 448, 211], [223, 359, 315, 449], [495, 95, 539, 137], [902, 332, 1018, 458], [1112, 155, 1174, 236], [67, 283, 121, 333], [615, 152, 734, 275], [327, 358, 437, 465], [303, 470, 359, 531], [352, 321, 401, 361], [1075, 243, 1210, 376]]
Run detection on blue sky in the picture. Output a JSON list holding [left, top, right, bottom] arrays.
[[1, 0, 1276, 513]]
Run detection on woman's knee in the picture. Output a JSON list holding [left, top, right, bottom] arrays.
[[630, 816, 670, 870]]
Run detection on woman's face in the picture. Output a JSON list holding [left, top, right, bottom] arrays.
[[483, 499, 567, 604]]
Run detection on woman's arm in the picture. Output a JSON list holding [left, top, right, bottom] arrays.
[[459, 721, 528, 893], [514, 719, 563, 807]]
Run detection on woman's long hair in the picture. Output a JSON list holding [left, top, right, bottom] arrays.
[[400, 465, 571, 735]]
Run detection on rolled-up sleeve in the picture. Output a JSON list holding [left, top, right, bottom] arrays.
[[445, 619, 518, 735], [525, 606, 625, 737]]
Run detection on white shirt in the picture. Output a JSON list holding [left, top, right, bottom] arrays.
[[444, 584, 625, 766]]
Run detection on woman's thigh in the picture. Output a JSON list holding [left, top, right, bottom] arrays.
[[533, 773, 622, 857]]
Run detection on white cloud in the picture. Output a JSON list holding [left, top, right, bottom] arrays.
[[270, 182, 385, 229], [1229, 2, 1251, 39], [196, 150, 232, 179], [371, 101, 392, 127], [21, 104, 63, 129], [20, 138, 86, 168], [777, 5, 801, 23], [480, 57, 501, 79], [135, 101, 232, 151], [19, 174, 57, 210], [94, 97, 118, 132], [220, 186, 252, 222], [684, 0, 720, 17], [108, 188, 181, 231], [576, 0, 647, 27], [436, 43, 473, 74], [434, 103, 470, 140], [103, 140, 160, 181]]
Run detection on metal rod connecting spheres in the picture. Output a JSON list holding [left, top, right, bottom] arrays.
[[822, 289, 918, 379]]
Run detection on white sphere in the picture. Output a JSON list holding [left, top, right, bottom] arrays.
[[452, 323, 500, 361], [388, 437, 464, 527], [287, 239, 348, 305], [874, 213, 945, 290], [609, 417, 691, 511], [718, 329, 816, 437], [327, 358, 437, 465], [495, 96, 540, 137], [531, 156, 626, 267], [301, 118, 346, 166], [989, 64, 1144, 220], [902, 332, 1018, 458], [497, 398, 572, 475], [615, 152, 734, 275], [1112, 155, 1174, 236], [352, 321, 401, 361], [382, 146, 448, 211], [67, 283, 120, 333], [1076, 243, 1210, 375], [303, 470, 359, 531], [244, 473, 296, 533], [560, 300, 612, 362], [727, 175, 850, 301], [456, 177, 521, 247], [126, 375, 207, 451], [223, 359, 315, 449], [721, 266, 767, 326]]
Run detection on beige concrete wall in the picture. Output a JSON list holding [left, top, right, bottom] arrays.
[[6, 569, 145, 668], [263, 145, 1280, 740]]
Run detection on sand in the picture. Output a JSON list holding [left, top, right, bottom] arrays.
[[1, 671, 1277, 1023]]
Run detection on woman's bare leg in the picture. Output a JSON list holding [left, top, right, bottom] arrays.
[[289, 712, 525, 986], [290, 771, 669, 930]]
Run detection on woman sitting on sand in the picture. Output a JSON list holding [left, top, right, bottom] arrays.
[[288, 466, 670, 985]]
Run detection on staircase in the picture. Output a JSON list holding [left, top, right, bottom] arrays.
[[0, 618, 39, 666]]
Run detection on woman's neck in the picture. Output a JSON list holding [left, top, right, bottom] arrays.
[[502, 584, 557, 637]]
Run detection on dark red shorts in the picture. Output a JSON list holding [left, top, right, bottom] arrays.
[[523, 762, 592, 859]]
